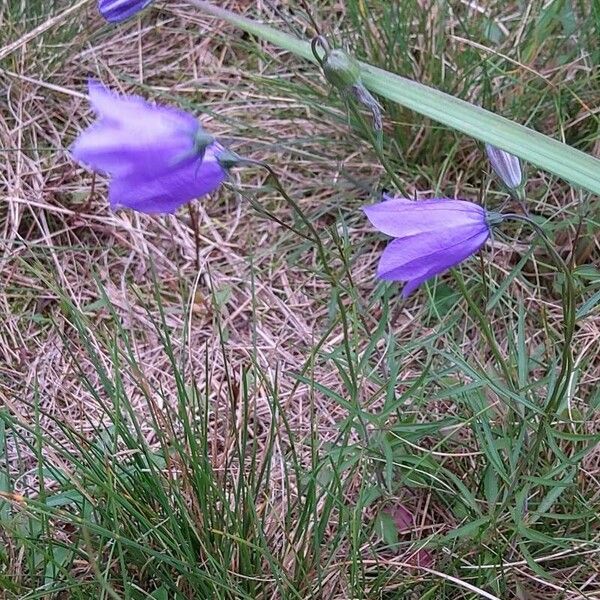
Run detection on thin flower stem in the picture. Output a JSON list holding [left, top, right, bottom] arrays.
[[346, 103, 408, 197], [568, 207, 589, 268], [260, 164, 356, 375], [452, 271, 517, 391], [236, 158, 375, 448], [513, 189, 529, 216], [188, 203, 201, 272], [501, 214, 576, 414], [496, 213, 576, 511], [478, 252, 489, 304], [256, 164, 384, 477], [240, 160, 336, 268], [231, 185, 314, 243]]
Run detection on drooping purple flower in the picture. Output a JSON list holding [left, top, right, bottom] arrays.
[[98, 0, 153, 22], [485, 144, 524, 190], [72, 80, 229, 214], [363, 196, 493, 297]]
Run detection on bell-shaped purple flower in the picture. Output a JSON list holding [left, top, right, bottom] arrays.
[[98, 0, 153, 22], [485, 144, 524, 190], [72, 80, 228, 214], [363, 196, 492, 297]]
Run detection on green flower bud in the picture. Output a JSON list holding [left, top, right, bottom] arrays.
[[322, 48, 361, 90], [313, 38, 384, 138]]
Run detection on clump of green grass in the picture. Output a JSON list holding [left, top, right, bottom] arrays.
[[1, 1, 599, 599]]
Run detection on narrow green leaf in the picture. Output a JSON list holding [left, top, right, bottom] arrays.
[[486, 245, 536, 311], [531, 470, 575, 523], [577, 289, 600, 319], [442, 516, 489, 542], [374, 511, 398, 545], [517, 524, 569, 549], [189, 0, 600, 195], [517, 540, 553, 579], [483, 464, 499, 507]]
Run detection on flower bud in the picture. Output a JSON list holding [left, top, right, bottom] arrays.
[[320, 46, 383, 134], [322, 49, 361, 90], [485, 144, 524, 190]]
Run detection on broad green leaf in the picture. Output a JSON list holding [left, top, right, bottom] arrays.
[[190, 0, 600, 195]]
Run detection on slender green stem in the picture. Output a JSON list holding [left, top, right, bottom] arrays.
[[505, 187, 529, 216], [496, 214, 576, 509], [502, 214, 576, 415], [187, 203, 201, 272], [235, 158, 374, 446], [346, 102, 408, 196], [452, 271, 517, 391]]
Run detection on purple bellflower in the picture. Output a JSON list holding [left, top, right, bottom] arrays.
[[72, 80, 229, 214], [363, 196, 496, 297], [98, 0, 153, 22], [485, 144, 524, 190]]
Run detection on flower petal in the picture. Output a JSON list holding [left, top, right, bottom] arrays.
[[363, 197, 486, 239], [71, 122, 195, 179], [377, 224, 489, 277], [109, 144, 227, 214], [87, 80, 196, 133], [72, 80, 200, 178], [98, 0, 153, 22], [377, 227, 490, 295]]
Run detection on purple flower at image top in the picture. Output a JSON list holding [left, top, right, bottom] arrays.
[[363, 196, 494, 297], [485, 144, 524, 190], [98, 0, 153, 22], [72, 80, 229, 214]]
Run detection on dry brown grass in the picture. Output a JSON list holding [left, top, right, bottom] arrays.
[[0, 0, 385, 500]]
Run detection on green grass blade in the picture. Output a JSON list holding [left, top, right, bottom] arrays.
[[189, 0, 600, 195]]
